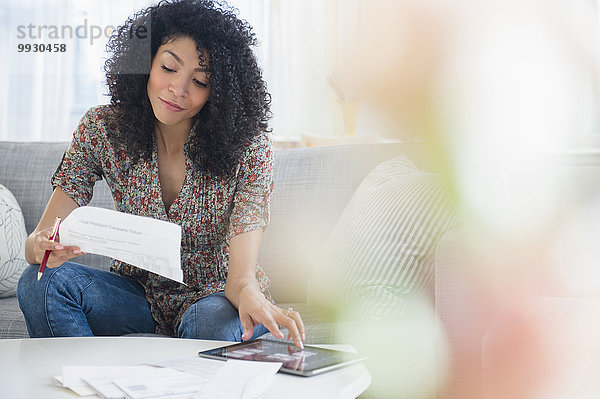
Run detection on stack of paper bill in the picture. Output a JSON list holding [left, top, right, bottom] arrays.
[[57, 357, 282, 399]]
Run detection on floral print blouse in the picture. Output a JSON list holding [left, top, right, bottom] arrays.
[[51, 105, 274, 336]]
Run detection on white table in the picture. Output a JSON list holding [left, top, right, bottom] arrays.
[[0, 337, 371, 399]]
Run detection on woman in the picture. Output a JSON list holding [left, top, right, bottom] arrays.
[[17, 0, 304, 348]]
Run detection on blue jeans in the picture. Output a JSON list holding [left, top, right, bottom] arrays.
[[17, 261, 268, 340]]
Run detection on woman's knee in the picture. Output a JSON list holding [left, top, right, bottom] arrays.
[[17, 263, 41, 311], [17, 262, 91, 313], [178, 293, 242, 341]]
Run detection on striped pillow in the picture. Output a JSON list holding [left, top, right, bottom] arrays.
[[307, 155, 458, 318], [0, 184, 29, 298]]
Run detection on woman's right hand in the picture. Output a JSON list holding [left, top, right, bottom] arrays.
[[31, 227, 83, 268]]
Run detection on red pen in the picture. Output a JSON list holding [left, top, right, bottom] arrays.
[[37, 217, 62, 281]]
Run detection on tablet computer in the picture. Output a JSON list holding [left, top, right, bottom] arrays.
[[198, 339, 366, 377]]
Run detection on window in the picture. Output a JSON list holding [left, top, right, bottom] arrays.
[[1, 0, 155, 142]]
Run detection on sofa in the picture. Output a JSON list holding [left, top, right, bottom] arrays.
[[0, 140, 476, 396]]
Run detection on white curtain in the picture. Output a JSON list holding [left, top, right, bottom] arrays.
[[0, 0, 154, 142], [231, 0, 350, 140], [2, 0, 76, 142]]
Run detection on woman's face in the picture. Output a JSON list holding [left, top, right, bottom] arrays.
[[147, 36, 210, 132]]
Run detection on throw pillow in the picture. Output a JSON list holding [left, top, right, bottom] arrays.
[[0, 184, 29, 298], [307, 155, 458, 319]]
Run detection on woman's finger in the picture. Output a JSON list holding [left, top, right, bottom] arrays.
[[42, 247, 81, 259], [240, 312, 255, 341], [34, 228, 68, 254], [287, 310, 306, 341], [36, 238, 63, 251], [44, 247, 84, 268], [62, 246, 82, 254], [275, 312, 303, 349], [37, 242, 79, 254], [264, 318, 284, 340]]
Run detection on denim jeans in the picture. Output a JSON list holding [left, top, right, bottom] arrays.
[[17, 261, 268, 340], [177, 291, 268, 340]]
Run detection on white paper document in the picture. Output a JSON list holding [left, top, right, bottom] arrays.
[[194, 360, 282, 399], [112, 367, 203, 399], [55, 374, 97, 397], [62, 365, 153, 399], [62, 365, 200, 399], [59, 358, 281, 399], [60, 206, 183, 283], [146, 356, 225, 380]]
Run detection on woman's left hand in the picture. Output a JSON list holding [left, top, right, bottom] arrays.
[[237, 286, 305, 349]]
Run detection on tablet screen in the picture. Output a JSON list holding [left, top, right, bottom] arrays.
[[198, 339, 364, 376]]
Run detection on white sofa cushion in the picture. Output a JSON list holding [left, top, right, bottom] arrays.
[[307, 155, 458, 317], [0, 184, 28, 298]]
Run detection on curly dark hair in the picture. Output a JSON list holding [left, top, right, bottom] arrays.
[[104, 0, 271, 176]]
